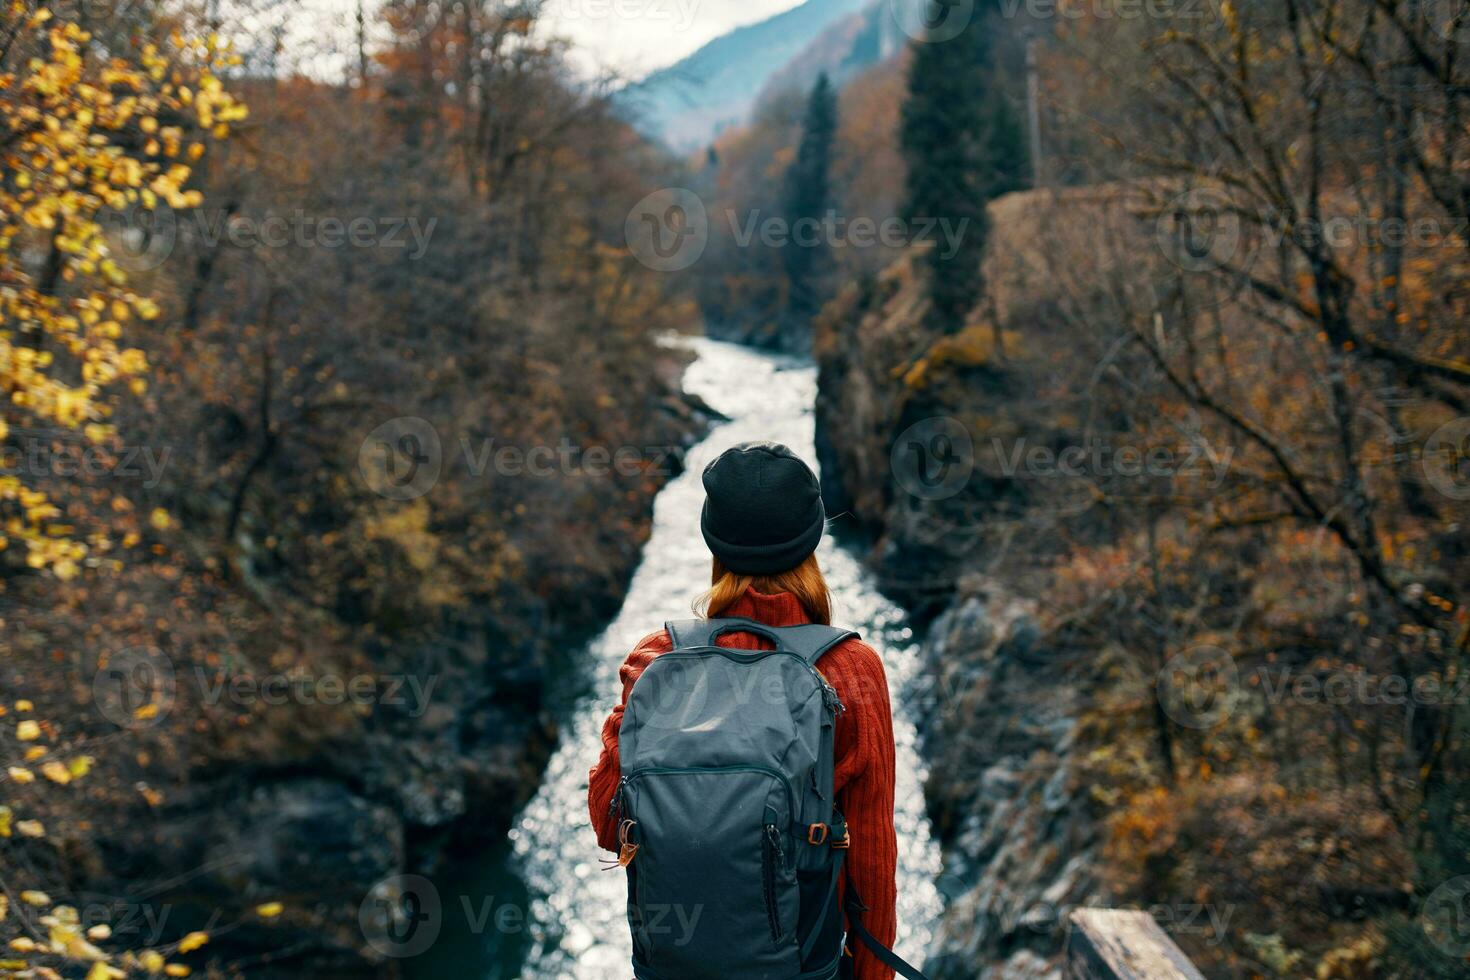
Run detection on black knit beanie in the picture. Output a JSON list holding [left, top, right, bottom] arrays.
[[701, 441, 825, 575]]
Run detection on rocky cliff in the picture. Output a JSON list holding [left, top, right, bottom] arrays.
[[815, 181, 1424, 978], [813, 189, 1118, 977], [915, 587, 1097, 980]]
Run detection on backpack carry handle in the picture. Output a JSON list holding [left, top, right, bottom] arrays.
[[709, 619, 783, 647], [665, 617, 859, 665]]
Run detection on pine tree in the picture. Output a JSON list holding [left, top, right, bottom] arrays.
[[900, 3, 1028, 333], [781, 72, 838, 344]]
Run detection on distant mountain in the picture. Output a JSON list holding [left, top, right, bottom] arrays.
[[755, 1, 905, 109], [621, 0, 876, 152]]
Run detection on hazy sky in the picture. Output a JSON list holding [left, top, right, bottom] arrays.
[[273, 0, 806, 82], [542, 0, 805, 78]]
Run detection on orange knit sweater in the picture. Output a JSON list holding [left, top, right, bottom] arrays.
[[587, 586, 898, 980]]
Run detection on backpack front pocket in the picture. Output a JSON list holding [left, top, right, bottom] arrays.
[[623, 766, 801, 980]]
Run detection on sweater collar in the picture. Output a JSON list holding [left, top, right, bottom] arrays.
[[720, 586, 812, 627]]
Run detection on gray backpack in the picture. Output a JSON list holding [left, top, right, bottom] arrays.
[[610, 617, 858, 979]]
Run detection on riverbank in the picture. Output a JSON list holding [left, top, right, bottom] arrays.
[[810, 186, 1434, 979], [1, 340, 714, 978]]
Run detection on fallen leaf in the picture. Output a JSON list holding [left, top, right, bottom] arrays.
[[40, 761, 71, 785]]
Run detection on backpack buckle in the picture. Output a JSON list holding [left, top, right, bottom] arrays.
[[806, 823, 829, 845]]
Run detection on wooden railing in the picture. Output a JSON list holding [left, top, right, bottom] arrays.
[[1066, 909, 1207, 980]]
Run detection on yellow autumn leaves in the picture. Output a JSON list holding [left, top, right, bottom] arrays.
[[3, 703, 81, 842], [0, 804, 44, 838], [4, 896, 198, 977], [7, 756, 93, 785], [1, 695, 283, 974], [0, 11, 244, 577]]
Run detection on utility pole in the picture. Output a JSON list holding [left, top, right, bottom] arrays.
[[357, 0, 369, 89], [1025, 30, 1043, 187]]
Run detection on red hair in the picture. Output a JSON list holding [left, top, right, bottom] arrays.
[[698, 553, 832, 625]]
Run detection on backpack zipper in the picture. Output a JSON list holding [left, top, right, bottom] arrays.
[[762, 822, 785, 943], [608, 776, 628, 820], [821, 679, 845, 716], [620, 764, 795, 822]]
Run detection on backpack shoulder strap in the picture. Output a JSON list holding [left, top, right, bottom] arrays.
[[773, 623, 859, 665], [663, 618, 722, 650], [844, 881, 932, 980], [663, 617, 858, 665]]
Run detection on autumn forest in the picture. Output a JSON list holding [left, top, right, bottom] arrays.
[[2, 1, 1468, 979]]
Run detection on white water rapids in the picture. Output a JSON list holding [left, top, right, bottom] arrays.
[[417, 338, 943, 978]]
